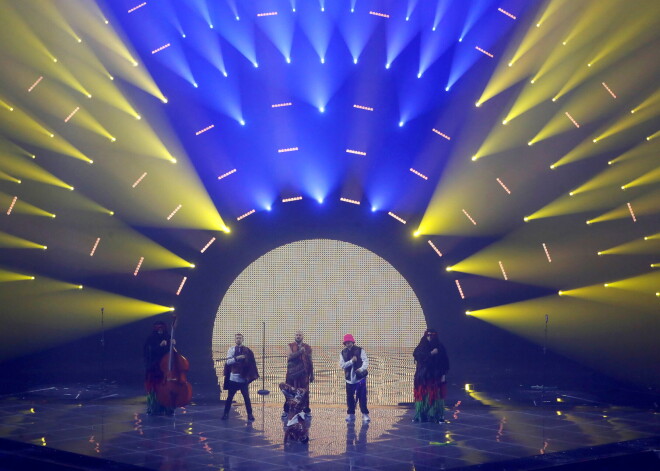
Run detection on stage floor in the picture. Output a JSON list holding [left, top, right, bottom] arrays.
[[0, 384, 657, 470]]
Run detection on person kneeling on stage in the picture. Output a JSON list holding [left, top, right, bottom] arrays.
[[222, 333, 259, 421], [280, 383, 310, 444], [339, 334, 370, 423]]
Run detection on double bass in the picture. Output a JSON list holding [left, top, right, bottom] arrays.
[[155, 315, 193, 409]]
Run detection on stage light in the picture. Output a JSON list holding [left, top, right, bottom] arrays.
[[498, 8, 517, 19], [282, 196, 303, 203], [353, 58, 358, 64], [90, 238, 101, 256], [151, 43, 171, 54], [428, 241, 443, 257], [543, 243, 552, 262], [371, 207, 377, 212], [128, 2, 147, 13], [6, 196, 17, 215], [340, 197, 360, 205], [386, 63, 391, 69], [413, 231, 420, 237], [528, 142, 533, 146], [558, 291, 564, 295], [319, 106, 325, 112], [195, 125, 215, 136], [161, 97, 168, 103], [410, 168, 429, 180], [272, 102, 292, 108], [454, 280, 465, 299], [369, 11, 390, 18], [28, 76, 43, 92], [134, 257, 144, 276], [627, 202, 637, 222], [496, 178, 511, 194], [462, 209, 477, 225], [239, 120, 245, 126], [200, 237, 216, 253], [502, 120, 508, 125], [399, 121, 404, 127], [168, 307, 175, 312], [256, 12, 278, 17], [64, 107, 80, 123], [176, 277, 188, 296], [475, 102, 482, 107], [353, 104, 373, 111], [286, 57, 291, 63], [565, 112, 580, 128], [417, 73, 422, 78], [346, 149, 366, 156], [237, 209, 255, 221], [602, 82, 617, 99], [475, 47, 494, 58], [167, 204, 182, 220], [193, 83, 198, 88], [321, 57, 325, 64], [446, 266, 453, 272], [445, 87, 450, 92], [388, 212, 406, 224], [218, 169, 237, 180], [432, 129, 451, 140], [278, 147, 299, 153], [253, 62, 259, 68], [498, 261, 508, 280], [471, 156, 478, 161]]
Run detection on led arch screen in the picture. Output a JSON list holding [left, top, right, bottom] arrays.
[[212, 239, 427, 405]]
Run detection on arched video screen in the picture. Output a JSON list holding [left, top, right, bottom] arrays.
[[212, 239, 427, 405]]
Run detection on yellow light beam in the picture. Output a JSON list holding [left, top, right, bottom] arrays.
[[622, 167, 660, 190], [0, 192, 56, 218], [571, 151, 657, 195], [469, 294, 659, 386], [0, 269, 35, 282], [599, 235, 660, 256], [586, 189, 660, 225], [0, 277, 173, 359], [0, 105, 92, 163], [0, 231, 46, 249]]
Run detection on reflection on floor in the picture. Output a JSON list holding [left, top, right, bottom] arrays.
[[0, 384, 657, 470]]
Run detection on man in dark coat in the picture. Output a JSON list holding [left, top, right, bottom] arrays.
[[222, 333, 259, 421]]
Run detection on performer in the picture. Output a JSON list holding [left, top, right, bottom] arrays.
[[222, 333, 259, 421], [412, 328, 449, 423], [143, 321, 174, 415], [339, 334, 370, 423], [279, 383, 310, 444], [283, 330, 314, 417]]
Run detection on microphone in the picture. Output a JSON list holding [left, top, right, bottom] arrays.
[[545, 314, 548, 324]]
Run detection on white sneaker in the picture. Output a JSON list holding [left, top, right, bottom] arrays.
[[346, 414, 355, 422], [362, 414, 371, 423]]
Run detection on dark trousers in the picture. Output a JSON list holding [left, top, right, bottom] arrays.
[[346, 380, 369, 414], [224, 381, 252, 414]]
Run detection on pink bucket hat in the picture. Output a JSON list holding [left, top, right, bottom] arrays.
[[343, 334, 355, 344]]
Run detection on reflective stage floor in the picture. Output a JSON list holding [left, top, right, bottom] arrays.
[[0, 384, 658, 470]]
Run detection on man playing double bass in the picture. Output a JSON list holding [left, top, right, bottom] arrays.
[[143, 321, 174, 415]]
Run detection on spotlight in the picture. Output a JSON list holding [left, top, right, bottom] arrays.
[[353, 58, 358, 64], [446, 266, 453, 272], [319, 107, 325, 113], [385, 63, 390, 69], [417, 72, 422, 78], [398, 121, 404, 127], [445, 86, 450, 91], [240, 120, 245, 126]]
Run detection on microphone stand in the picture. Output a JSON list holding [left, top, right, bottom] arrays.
[[257, 321, 270, 396]]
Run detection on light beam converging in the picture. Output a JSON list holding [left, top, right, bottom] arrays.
[[0, 0, 657, 390]]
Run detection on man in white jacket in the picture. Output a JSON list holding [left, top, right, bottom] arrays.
[[339, 334, 370, 423]]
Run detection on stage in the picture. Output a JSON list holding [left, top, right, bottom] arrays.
[[0, 383, 657, 470]]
